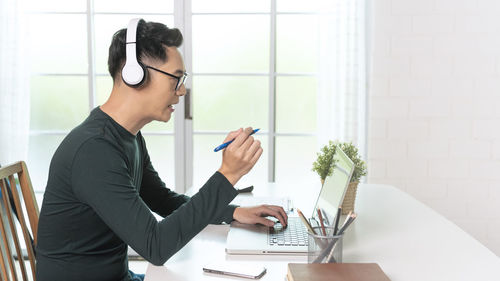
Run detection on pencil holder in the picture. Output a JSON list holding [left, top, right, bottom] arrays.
[[307, 226, 343, 264]]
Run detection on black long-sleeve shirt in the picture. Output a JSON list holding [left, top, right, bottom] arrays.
[[36, 107, 238, 281]]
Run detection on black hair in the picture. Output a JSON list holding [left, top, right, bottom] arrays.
[[107, 19, 183, 83]]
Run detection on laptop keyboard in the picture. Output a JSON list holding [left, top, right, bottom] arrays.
[[268, 218, 308, 246]]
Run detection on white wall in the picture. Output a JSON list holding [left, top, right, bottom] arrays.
[[368, 0, 500, 257]]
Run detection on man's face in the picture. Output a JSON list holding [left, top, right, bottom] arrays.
[[142, 46, 186, 123]]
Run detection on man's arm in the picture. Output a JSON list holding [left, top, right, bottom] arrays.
[[140, 155, 238, 224], [139, 155, 189, 217], [72, 138, 238, 265], [138, 136, 237, 224]]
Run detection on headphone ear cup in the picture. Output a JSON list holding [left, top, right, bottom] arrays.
[[138, 61, 148, 87], [122, 18, 146, 88], [122, 61, 146, 87]]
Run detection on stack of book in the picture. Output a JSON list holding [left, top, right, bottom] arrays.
[[286, 263, 391, 281]]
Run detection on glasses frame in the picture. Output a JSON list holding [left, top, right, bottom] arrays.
[[145, 65, 188, 91]]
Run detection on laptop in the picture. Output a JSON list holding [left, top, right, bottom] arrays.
[[226, 147, 355, 255]]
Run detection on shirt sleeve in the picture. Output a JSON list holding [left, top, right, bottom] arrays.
[[71, 138, 238, 265], [211, 204, 238, 224], [138, 137, 237, 224], [139, 152, 189, 218]]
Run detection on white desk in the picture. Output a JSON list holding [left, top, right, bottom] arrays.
[[145, 183, 500, 281]]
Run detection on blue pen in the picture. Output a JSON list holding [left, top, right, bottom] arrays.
[[214, 129, 260, 152]]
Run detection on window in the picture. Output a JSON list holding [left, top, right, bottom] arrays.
[[25, 0, 176, 192], [25, 0, 364, 193], [190, 0, 321, 188]]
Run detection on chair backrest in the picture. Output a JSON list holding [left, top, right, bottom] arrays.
[[0, 161, 39, 281]]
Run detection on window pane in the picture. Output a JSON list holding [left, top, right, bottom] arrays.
[[96, 76, 114, 106], [276, 76, 317, 133], [94, 0, 173, 13], [28, 15, 87, 74], [28, 135, 65, 192], [275, 136, 318, 184], [277, 0, 321, 13], [143, 135, 175, 190], [193, 76, 268, 131], [192, 134, 268, 188], [192, 15, 269, 73], [192, 0, 269, 13], [94, 15, 175, 75], [276, 15, 319, 73], [30, 76, 89, 130], [95, 76, 174, 132], [23, 0, 86, 12]]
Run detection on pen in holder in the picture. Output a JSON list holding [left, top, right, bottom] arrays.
[[308, 226, 343, 264]]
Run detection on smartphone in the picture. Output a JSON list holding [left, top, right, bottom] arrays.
[[203, 262, 267, 279]]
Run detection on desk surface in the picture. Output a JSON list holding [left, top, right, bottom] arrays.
[[145, 183, 500, 281]]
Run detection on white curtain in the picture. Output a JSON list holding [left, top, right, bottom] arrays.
[[317, 0, 367, 157], [0, 0, 30, 165]]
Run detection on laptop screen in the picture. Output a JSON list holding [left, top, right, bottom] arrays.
[[313, 147, 354, 225]]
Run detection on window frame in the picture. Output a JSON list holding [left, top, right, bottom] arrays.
[[28, 0, 320, 194]]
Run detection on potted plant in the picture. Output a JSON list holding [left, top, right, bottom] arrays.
[[312, 141, 367, 214]]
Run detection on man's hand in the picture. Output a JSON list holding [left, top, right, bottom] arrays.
[[218, 127, 263, 186], [233, 205, 288, 227]]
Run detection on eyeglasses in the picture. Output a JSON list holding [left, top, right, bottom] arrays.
[[145, 65, 188, 91]]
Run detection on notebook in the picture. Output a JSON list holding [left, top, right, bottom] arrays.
[[226, 147, 354, 255], [287, 263, 391, 281]]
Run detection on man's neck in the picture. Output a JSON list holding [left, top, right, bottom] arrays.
[[100, 90, 150, 135]]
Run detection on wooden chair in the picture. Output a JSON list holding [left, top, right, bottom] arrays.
[[0, 161, 39, 281]]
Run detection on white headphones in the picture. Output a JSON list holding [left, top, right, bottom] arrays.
[[121, 18, 146, 87]]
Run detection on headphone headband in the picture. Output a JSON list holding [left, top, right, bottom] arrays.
[[122, 18, 146, 87], [126, 18, 140, 44]]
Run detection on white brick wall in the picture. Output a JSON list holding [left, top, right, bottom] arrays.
[[368, 0, 500, 257]]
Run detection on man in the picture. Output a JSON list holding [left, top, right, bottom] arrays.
[[36, 19, 287, 281]]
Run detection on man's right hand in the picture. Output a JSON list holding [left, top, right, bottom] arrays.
[[217, 127, 263, 186]]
